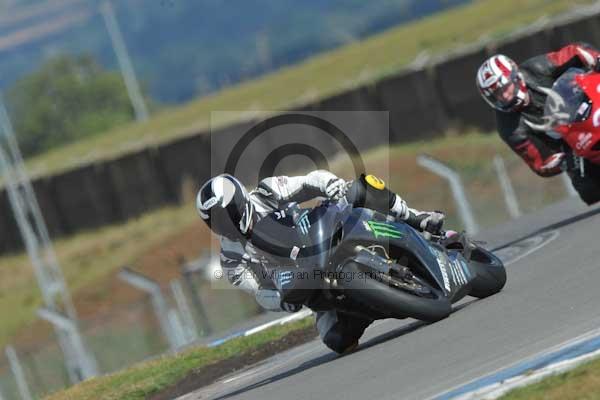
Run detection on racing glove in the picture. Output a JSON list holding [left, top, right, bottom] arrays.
[[594, 56, 600, 72], [325, 178, 348, 200], [416, 211, 445, 235]]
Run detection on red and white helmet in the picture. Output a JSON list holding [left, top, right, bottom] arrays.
[[476, 54, 530, 112]]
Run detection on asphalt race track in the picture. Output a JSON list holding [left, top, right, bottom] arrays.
[[180, 198, 600, 400]]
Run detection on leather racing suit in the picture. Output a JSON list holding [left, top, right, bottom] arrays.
[[495, 42, 600, 203]]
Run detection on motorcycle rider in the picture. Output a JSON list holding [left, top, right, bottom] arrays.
[[196, 170, 445, 353], [476, 42, 600, 204]]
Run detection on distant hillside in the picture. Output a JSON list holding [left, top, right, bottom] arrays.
[[0, 0, 470, 104]]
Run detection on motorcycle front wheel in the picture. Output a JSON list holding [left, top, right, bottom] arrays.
[[336, 260, 451, 323]]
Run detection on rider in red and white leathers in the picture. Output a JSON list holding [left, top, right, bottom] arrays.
[[197, 170, 445, 353], [476, 42, 600, 204]]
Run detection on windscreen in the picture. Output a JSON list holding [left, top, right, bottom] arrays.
[[545, 68, 591, 126]]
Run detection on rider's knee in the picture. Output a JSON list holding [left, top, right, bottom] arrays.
[[316, 311, 371, 354]]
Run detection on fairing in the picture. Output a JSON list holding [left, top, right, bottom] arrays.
[[546, 69, 600, 163], [251, 202, 472, 301]]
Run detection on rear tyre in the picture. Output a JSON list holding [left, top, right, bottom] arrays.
[[468, 246, 506, 298], [337, 261, 451, 323]]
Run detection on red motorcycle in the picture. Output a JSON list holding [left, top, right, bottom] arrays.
[[530, 67, 600, 204]]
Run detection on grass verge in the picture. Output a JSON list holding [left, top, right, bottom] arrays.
[[45, 316, 316, 400], [23, 0, 595, 178], [500, 357, 600, 400]]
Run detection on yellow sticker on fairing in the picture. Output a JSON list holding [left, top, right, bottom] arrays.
[[365, 174, 385, 190]]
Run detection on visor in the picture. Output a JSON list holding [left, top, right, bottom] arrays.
[[492, 81, 518, 108], [486, 71, 527, 112], [209, 205, 243, 239]]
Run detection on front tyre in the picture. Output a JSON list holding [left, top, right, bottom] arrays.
[[571, 174, 600, 205], [567, 157, 600, 205], [337, 261, 451, 322]]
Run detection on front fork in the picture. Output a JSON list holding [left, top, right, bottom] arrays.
[[564, 145, 586, 178], [575, 154, 586, 178]]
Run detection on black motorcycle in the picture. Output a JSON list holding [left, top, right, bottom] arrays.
[[250, 200, 506, 323]]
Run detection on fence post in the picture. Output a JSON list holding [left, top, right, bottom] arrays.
[[100, 1, 149, 122], [181, 261, 214, 336], [417, 155, 479, 234], [37, 308, 97, 382], [5, 346, 32, 400], [493, 155, 521, 218], [166, 310, 187, 349], [170, 280, 199, 343], [118, 268, 186, 351]]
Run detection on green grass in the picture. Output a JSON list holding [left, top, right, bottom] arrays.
[[45, 316, 314, 400], [500, 357, 600, 400], [21, 0, 595, 179]]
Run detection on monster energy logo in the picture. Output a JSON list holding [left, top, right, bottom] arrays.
[[366, 221, 403, 239], [298, 211, 311, 235]]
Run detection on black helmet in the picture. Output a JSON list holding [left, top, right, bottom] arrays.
[[196, 174, 254, 239]]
